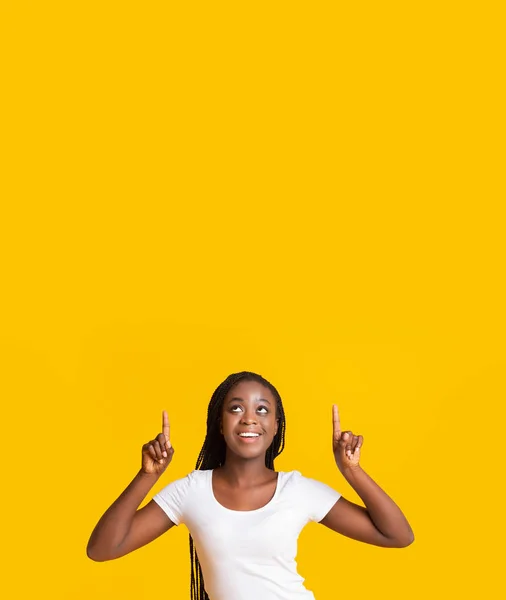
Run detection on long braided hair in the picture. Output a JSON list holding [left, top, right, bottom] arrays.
[[190, 371, 287, 600]]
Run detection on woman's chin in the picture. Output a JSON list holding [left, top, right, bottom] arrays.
[[229, 445, 266, 460]]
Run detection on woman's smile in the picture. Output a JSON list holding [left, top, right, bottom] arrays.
[[237, 431, 262, 443]]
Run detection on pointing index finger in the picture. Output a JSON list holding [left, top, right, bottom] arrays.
[[333, 404, 341, 437], [162, 410, 170, 442]]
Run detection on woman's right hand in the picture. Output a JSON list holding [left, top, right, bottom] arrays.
[[141, 410, 175, 475]]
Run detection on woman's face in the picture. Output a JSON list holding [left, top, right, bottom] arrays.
[[221, 380, 279, 460]]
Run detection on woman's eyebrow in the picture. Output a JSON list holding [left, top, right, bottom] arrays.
[[228, 397, 271, 404]]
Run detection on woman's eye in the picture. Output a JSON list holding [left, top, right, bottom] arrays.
[[231, 405, 242, 413], [257, 406, 268, 414]]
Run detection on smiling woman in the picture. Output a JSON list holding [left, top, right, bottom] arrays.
[[87, 371, 414, 600], [221, 382, 279, 451]]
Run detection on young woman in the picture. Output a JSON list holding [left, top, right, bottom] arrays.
[[87, 371, 414, 600]]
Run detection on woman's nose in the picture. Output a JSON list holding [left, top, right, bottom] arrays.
[[241, 413, 257, 424]]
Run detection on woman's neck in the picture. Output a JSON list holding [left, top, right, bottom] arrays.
[[217, 454, 275, 486]]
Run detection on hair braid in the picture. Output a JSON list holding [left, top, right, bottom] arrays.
[[189, 371, 287, 600]]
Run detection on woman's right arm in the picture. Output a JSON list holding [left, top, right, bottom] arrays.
[[86, 411, 176, 562]]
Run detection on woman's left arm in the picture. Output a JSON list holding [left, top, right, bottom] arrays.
[[319, 405, 415, 548]]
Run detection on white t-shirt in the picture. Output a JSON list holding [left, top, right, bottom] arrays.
[[153, 469, 341, 600]]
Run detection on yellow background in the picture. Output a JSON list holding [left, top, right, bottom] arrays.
[[1, 1, 504, 599]]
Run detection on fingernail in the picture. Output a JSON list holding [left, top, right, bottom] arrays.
[[162, 451, 167, 457]]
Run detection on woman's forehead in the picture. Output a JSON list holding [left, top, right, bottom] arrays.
[[225, 379, 273, 400]]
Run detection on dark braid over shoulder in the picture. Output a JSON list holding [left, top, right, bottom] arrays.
[[190, 371, 287, 600]]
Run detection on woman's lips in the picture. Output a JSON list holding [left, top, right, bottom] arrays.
[[237, 432, 262, 443]]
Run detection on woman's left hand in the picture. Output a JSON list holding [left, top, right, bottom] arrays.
[[332, 404, 363, 472]]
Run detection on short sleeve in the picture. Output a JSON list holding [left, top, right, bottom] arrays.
[[152, 473, 192, 526], [296, 473, 341, 523]]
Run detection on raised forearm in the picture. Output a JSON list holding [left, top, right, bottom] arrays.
[[87, 469, 159, 558], [343, 466, 414, 545]]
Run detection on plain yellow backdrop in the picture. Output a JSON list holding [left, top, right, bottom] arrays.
[[1, 1, 504, 599]]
